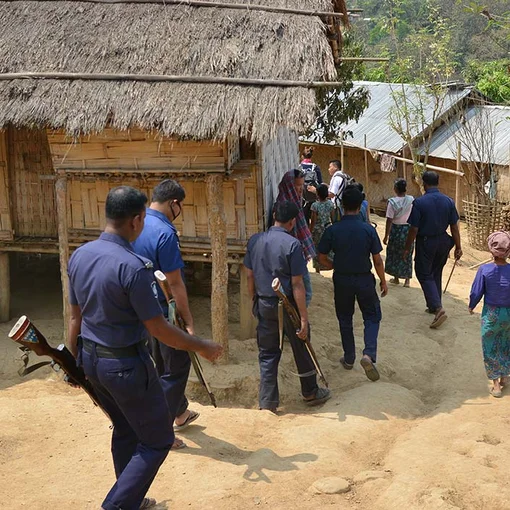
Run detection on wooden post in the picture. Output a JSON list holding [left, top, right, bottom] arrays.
[[364, 134, 369, 200], [206, 174, 229, 362], [55, 176, 70, 342], [0, 252, 9, 322], [340, 132, 345, 171], [455, 141, 462, 212], [239, 265, 256, 340]]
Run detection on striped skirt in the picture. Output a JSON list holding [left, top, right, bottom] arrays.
[[385, 223, 413, 279], [481, 304, 510, 380]]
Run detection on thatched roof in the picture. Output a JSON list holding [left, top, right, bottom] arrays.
[[0, 0, 339, 142]]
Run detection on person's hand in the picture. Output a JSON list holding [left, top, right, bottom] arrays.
[[380, 280, 388, 297], [199, 340, 224, 362], [297, 318, 309, 340], [403, 249, 410, 260], [307, 185, 317, 194], [63, 374, 81, 388], [383, 236, 388, 245], [185, 325, 195, 336], [469, 308, 474, 315], [455, 247, 463, 260]]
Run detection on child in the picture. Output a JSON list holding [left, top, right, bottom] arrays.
[[469, 231, 510, 398], [352, 182, 370, 223], [310, 184, 334, 273]]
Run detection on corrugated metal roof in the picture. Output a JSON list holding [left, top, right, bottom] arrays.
[[420, 105, 510, 166], [302, 81, 473, 153]]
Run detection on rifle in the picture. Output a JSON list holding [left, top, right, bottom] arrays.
[[271, 278, 329, 388], [8, 315, 111, 420], [153, 270, 217, 408]]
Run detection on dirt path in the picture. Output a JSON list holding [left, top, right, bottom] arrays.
[[1, 220, 509, 510]]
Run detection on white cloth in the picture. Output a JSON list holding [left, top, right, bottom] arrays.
[[329, 171, 346, 202], [386, 195, 414, 225]]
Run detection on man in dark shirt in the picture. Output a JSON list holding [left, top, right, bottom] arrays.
[[403, 171, 462, 329], [67, 186, 222, 510], [244, 201, 331, 412], [318, 186, 387, 381], [132, 180, 199, 441]]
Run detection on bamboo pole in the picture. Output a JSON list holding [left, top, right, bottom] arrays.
[[340, 132, 345, 171], [55, 176, 70, 342], [206, 174, 229, 362], [0, 72, 349, 89], [364, 134, 369, 198], [390, 154, 464, 177], [8, 0, 362, 17], [0, 252, 9, 322], [455, 141, 462, 212], [239, 265, 256, 341]]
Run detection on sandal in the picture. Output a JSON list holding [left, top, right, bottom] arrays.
[[303, 387, 331, 407], [430, 310, 448, 329], [139, 497, 157, 509], [174, 410, 200, 431], [171, 437, 187, 450], [360, 357, 380, 382], [490, 387, 502, 398], [340, 357, 354, 370]]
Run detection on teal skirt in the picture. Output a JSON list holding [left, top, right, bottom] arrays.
[[385, 223, 413, 279], [481, 304, 510, 380]]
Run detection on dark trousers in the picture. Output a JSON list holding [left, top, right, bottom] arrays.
[[80, 342, 173, 510], [414, 234, 454, 312], [150, 338, 191, 420], [333, 273, 381, 364], [255, 297, 318, 409]]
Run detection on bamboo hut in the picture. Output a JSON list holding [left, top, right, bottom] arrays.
[[0, 0, 344, 359]]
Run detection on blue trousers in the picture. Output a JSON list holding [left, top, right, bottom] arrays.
[[80, 342, 174, 510], [333, 273, 381, 364], [255, 297, 318, 409], [303, 267, 313, 307], [414, 234, 454, 312]]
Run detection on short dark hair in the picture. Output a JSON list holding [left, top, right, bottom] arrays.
[[329, 160, 342, 171], [422, 171, 439, 186], [274, 201, 300, 223], [342, 185, 364, 212], [293, 168, 305, 179], [394, 178, 407, 194], [106, 186, 147, 221], [317, 183, 329, 200], [302, 146, 314, 159], [152, 179, 186, 203]]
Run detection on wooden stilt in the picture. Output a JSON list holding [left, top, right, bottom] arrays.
[[55, 176, 70, 342], [455, 141, 462, 213], [206, 174, 229, 362], [0, 252, 10, 322], [239, 265, 256, 340]]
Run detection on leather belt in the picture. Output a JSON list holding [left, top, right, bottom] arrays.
[[82, 338, 141, 359]]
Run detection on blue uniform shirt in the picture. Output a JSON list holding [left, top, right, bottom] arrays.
[[132, 208, 185, 302], [318, 215, 382, 274], [244, 226, 307, 298], [408, 188, 459, 237], [68, 232, 163, 348]]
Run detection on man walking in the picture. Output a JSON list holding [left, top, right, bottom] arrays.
[[132, 180, 199, 438], [244, 201, 331, 412], [67, 186, 221, 510], [403, 171, 462, 329], [318, 186, 387, 381]]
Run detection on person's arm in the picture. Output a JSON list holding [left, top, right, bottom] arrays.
[[383, 218, 393, 245], [366, 204, 371, 224], [317, 228, 334, 270], [143, 315, 222, 361], [450, 222, 463, 260], [67, 304, 82, 358], [468, 268, 485, 313], [245, 267, 255, 300], [310, 209, 317, 232], [317, 252, 333, 270], [165, 269, 194, 335], [291, 274, 308, 340], [403, 226, 418, 258], [372, 253, 388, 297]]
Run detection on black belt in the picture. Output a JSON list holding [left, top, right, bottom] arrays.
[[82, 338, 141, 359]]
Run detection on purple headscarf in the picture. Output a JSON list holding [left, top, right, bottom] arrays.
[[487, 231, 510, 259]]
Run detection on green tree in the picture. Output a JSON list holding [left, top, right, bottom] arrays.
[[463, 60, 510, 103]]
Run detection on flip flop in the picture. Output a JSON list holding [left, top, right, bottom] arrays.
[[139, 497, 157, 509], [340, 357, 354, 370], [360, 357, 380, 382], [430, 311, 448, 329], [171, 437, 187, 450], [490, 387, 502, 398], [303, 387, 331, 406], [174, 410, 200, 431]]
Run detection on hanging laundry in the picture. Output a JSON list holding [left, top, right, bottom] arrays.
[[380, 153, 397, 173]]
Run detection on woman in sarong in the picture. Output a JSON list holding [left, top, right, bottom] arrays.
[[383, 179, 414, 287], [469, 231, 510, 398]]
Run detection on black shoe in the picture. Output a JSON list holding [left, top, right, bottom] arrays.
[[304, 387, 331, 406], [340, 357, 354, 370]]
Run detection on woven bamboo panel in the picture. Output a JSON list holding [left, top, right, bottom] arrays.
[[47, 129, 226, 173], [8, 128, 57, 237], [0, 130, 13, 240], [463, 199, 507, 251]]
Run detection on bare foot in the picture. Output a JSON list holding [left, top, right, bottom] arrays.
[[390, 278, 400, 285], [403, 279, 410, 288], [500, 376, 509, 387]]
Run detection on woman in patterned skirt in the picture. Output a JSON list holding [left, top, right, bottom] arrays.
[[383, 179, 414, 287], [469, 231, 510, 398], [310, 184, 334, 273]]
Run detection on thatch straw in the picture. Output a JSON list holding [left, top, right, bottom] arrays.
[[0, 0, 339, 142]]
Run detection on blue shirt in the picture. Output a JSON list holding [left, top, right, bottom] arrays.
[[243, 226, 307, 297], [408, 188, 459, 237], [469, 263, 510, 309], [318, 215, 382, 274], [68, 233, 163, 348], [132, 208, 185, 302]]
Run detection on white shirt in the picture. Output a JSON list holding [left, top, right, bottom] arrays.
[[329, 171, 346, 201], [386, 195, 414, 225]]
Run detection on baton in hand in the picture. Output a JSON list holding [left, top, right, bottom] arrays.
[[271, 278, 328, 388], [443, 259, 458, 294], [154, 270, 217, 408]]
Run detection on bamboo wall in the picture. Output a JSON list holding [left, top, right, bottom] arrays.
[[0, 131, 12, 240]]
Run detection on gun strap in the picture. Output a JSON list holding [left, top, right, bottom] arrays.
[[278, 300, 284, 351], [289, 369, 317, 378], [17, 348, 52, 377]]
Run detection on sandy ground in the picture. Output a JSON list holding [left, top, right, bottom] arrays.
[[1, 218, 510, 510]]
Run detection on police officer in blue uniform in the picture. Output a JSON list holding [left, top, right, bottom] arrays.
[[67, 186, 222, 510], [244, 201, 331, 412], [132, 180, 199, 439], [317, 186, 387, 382], [403, 171, 463, 329]]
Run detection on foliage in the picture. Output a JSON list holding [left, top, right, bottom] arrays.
[[463, 60, 510, 104]]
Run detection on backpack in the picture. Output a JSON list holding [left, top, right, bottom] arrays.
[[331, 171, 355, 222], [300, 163, 320, 203]]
